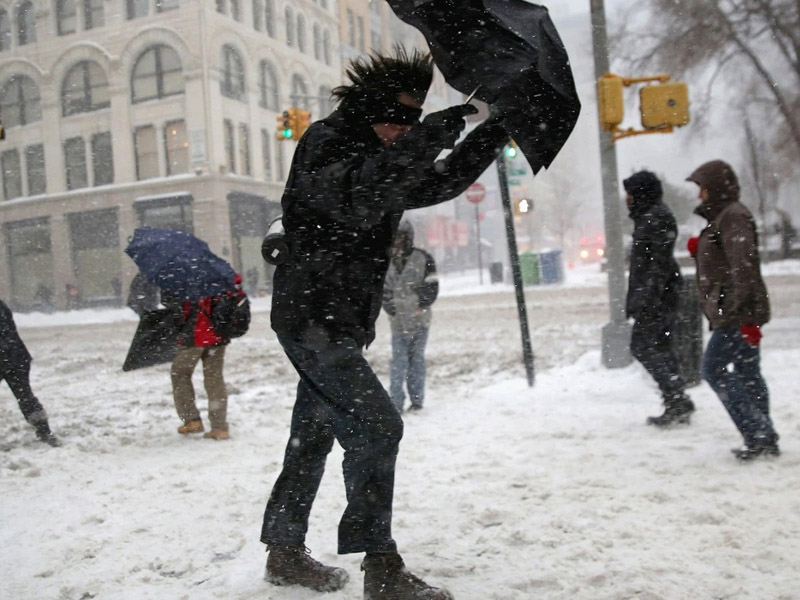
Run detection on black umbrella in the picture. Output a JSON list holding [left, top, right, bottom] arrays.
[[385, 0, 581, 174]]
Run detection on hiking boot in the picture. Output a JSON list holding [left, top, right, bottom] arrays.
[[362, 552, 453, 600], [646, 395, 695, 427], [177, 420, 204, 434], [203, 429, 230, 440], [407, 404, 423, 413], [732, 437, 781, 461], [265, 545, 349, 592]]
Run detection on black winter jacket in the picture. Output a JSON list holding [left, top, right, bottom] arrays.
[[625, 197, 682, 321], [271, 108, 508, 347], [0, 299, 32, 375]]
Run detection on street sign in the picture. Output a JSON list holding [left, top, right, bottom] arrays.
[[465, 182, 486, 204]]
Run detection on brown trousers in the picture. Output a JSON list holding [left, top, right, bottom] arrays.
[[170, 345, 228, 431]]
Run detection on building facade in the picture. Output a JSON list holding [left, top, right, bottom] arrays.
[[0, 0, 340, 310]]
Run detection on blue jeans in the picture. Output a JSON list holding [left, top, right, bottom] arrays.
[[261, 334, 403, 554], [390, 327, 429, 411], [701, 326, 777, 446]]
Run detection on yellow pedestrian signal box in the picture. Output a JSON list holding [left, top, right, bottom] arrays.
[[640, 82, 690, 129], [276, 110, 292, 140], [294, 108, 311, 140], [597, 74, 624, 131]]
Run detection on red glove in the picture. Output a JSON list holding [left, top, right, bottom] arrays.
[[741, 324, 762, 347], [687, 236, 699, 257]]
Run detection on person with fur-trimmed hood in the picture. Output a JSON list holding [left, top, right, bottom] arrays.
[[259, 46, 510, 599], [686, 160, 779, 461], [624, 171, 695, 427], [382, 220, 439, 413]]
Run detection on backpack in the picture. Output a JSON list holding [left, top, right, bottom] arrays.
[[210, 290, 251, 339]]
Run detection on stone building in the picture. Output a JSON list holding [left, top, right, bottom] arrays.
[[0, 0, 340, 310]]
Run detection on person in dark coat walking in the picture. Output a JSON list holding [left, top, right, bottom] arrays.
[[0, 299, 60, 446], [624, 171, 695, 427], [382, 220, 439, 413], [686, 160, 779, 461], [259, 47, 509, 599]]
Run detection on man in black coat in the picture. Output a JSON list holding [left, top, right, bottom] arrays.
[[260, 48, 509, 599], [624, 171, 695, 427], [0, 299, 60, 446]]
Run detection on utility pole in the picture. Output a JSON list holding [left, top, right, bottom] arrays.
[[590, 0, 632, 368]]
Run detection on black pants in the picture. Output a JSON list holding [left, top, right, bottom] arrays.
[[630, 314, 686, 399], [261, 334, 404, 555], [1, 364, 46, 423]]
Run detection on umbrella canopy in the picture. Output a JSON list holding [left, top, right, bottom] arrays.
[[124, 227, 236, 300], [385, 0, 581, 174]]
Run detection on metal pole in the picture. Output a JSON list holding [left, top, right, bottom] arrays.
[[590, 0, 632, 368], [497, 152, 535, 387], [475, 204, 484, 285]]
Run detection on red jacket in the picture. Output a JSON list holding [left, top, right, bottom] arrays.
[[176, 274, 242, 348]]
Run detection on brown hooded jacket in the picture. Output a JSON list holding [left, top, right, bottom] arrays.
[[687, 160, 770, 329]]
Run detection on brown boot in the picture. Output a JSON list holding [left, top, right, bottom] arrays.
[[177, 420, 204, 434], [203, 429, 230, 440], [362, 552, 453, 600], [265, 545, 349, 592]]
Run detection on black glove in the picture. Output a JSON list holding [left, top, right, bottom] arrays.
[[421, 104, 479, 149]]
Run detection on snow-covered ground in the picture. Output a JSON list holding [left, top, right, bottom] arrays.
[[2, 261, 800, 600]]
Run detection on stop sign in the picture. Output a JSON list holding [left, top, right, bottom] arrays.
[[465, 182, 486, 204]]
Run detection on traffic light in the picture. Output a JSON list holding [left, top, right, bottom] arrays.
[[504, 140, 518, 158], [513, 197, 533, 216], [276, 110, 293, 140], [640, 82, 690, 129], [597, 74, 624, 131], [276, 107, 313, 141]]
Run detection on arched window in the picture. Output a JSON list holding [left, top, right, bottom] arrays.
[[220, 45, 245, 101], [318, 85, 332, 117], [264, 0, 275, 37], [17, 1, 36, 45], [230, 0, 241, 21], [62, 61, 110, 116], [284, 6, 294, 47], [290, 74, 308, 109], [0, 9, 11, 51], [252, 0, 263, 31], [56, 0, 77, 36], [313, 23, 321, 61], [323, 29, 331, 65], [0, 75, 42, 127], [131, 45, 185, 103], [258, 60, 278, 111], [296, 13, 306, 53]]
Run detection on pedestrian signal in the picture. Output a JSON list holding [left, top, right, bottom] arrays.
[[597, 74, 624, 131], [504, 141, 518, 158], [640, 82, 690, 129], [514, 198, 533, 216], [295, 109, 312, 140]]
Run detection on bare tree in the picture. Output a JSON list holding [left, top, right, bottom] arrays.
[[613, 0, 800, 167]]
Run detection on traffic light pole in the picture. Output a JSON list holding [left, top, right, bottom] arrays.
[[497, 151, 535, 387], [590, 0, 632, 367]]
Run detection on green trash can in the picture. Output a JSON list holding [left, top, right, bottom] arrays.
[[519, 252, 540, 285]]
